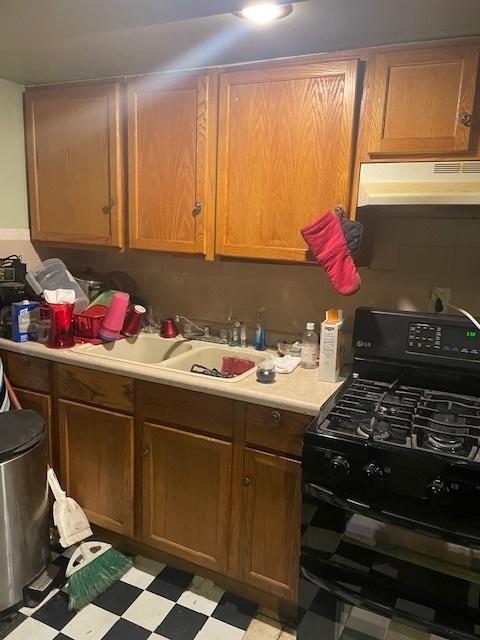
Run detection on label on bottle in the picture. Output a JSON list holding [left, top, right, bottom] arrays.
[[301, 343, 318, 365]]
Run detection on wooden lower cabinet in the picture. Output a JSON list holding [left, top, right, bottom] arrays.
[[58, 399, 134, 536], [240, 448, 301, 601], [13, 387, 53, 465], [142, 422, 232, 573]]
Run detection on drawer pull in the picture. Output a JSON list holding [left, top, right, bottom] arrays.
[[143, 447, 150, 457], [271, 410, 281, 423], [243, 476, 252, 488]]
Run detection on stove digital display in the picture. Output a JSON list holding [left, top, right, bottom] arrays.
[[407, 322, 480, 360]]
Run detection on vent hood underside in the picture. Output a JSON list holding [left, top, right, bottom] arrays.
[[358, 162, 480, 207]]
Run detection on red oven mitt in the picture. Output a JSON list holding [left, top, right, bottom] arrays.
[[301, 211, 361, 296]]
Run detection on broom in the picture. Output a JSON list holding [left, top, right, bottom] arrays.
[[66, 541, 132, 611], [4, 374, 133, 610]]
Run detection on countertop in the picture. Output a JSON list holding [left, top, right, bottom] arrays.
[[0, 337, 345, 416]]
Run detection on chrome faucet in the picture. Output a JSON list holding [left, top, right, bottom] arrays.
[[174, 315, 227, 344]]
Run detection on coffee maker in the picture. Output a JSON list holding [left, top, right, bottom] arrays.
[[0, 255, 29, 338]]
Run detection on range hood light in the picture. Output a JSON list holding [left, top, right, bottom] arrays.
[[235, 3, 293, 24]]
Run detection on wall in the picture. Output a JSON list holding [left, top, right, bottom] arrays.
[[47, 208, 480, 359], [0, 78, 40, 269]]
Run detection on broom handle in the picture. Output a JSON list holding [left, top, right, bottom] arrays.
[[4, 374, 21, 410]]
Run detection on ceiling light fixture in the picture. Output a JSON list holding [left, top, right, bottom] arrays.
[[234, 3, 293, 24]]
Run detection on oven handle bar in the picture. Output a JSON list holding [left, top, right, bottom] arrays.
[[300, 565, 474, 640], [304, 482, 480, 548]]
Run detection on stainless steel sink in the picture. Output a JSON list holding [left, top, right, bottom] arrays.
[[72, 334, 193, 365], [160, 346, 267, 382]]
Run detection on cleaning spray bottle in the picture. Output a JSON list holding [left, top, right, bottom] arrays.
[[254, 307, 267, 351]]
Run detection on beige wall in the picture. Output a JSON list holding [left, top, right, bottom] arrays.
[[46, 210, 480, 357], [0, 78, 29, 229]]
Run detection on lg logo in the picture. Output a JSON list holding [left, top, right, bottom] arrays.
[[356, 340, 372, 348]]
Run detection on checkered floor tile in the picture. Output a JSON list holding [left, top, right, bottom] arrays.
[[0, 551, 259, 640], [0, 551, 461, 640]]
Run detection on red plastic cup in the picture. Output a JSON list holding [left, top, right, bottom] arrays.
[[47, 303, 75, 349], [99, 292, 130, 342]]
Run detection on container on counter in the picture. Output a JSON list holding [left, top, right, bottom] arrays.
[[319, 308, 344, 382], [26, 259, 89, 313], [11, 301, 40, 342], [256, 360, 276, 384], [122, 304, 146, 337]]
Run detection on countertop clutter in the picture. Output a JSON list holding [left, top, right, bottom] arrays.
[[0, 336, 344, 416]]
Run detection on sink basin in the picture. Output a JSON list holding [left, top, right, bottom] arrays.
[[72, 334, 193, 365], [160, 346, 268, 382]]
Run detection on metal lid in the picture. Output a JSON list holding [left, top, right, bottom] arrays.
[[0, 410, 45, 462]]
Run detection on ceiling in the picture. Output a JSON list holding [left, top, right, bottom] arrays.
[[1, 0, 480, 85]]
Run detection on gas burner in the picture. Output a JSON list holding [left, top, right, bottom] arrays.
[[427, 433, 464, 452], [356, 418, 391, 441]]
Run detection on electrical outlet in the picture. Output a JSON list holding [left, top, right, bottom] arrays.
[[429, 287, 451, 314]]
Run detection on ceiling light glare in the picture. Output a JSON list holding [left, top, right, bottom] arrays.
[[236, 3, 293, 24]]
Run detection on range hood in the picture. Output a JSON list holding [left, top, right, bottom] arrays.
[[358, 161, 480, 207]]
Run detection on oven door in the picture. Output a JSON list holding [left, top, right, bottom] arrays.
[[300, 481, 480, 640]]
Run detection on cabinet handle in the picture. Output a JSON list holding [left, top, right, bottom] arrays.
[[143, 447, 150, 457], [243, 476, 252, 488], [271, 410, 281, 423], [102, 198, 115, 214], [458, 112, 472, 127], [192, 201, 203, 217]]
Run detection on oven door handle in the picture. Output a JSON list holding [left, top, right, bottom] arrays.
[[304, 482, 371, 510], [304, 482, 480, 545]]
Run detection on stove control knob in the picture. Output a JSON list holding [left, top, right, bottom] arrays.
[[426, 479, 450, 505], [328, 456, 350, 479], [361, 462, 383, 483]]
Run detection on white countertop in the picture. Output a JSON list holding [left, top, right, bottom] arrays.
[[0, 336, 345, 416]]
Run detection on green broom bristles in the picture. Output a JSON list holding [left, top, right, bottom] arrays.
[[68, 547, 133, 611]]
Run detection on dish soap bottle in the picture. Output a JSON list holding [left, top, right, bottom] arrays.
[[301, 322, 318, 369], [254, 307, 267, 351]]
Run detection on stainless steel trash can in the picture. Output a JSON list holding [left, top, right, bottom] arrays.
[[0, 410, 49, 612]]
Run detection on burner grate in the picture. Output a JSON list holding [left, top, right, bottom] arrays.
[[320, 379, 480, 459]]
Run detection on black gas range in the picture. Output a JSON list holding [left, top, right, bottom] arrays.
[[299, 308, 480, 640]]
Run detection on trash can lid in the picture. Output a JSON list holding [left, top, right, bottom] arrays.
[[0, 410, 45, 461]]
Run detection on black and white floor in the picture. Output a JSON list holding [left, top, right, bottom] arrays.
[[0, 549, 451, 640]]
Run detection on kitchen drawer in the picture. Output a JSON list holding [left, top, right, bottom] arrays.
[[56, 364, 133, 413], [0, 350, 50, 393], [140, 382, 234, 439], [245, 404, 310, 457]]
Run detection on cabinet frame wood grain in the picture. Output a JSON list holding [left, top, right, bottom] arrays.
[[142, 421, 232, 573], [367, 45, 480, 156], [127, 71, 218, 258], [25, 81, 124, 247], [215, 59, 360, 261], [58, 398, 135, 536]]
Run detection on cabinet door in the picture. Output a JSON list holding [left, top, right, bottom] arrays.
[[25, 83, 124, 246], [127, 72, 216, 256], [216, 60, 359, 261], [58, 400, 134, 536], [241, 448, 301, 601], [14, 388, 53, 466], [143, 422, 231, 573], [368, 46, 479, 156]]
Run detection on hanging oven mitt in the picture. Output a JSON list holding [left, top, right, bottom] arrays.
[[301, 211, 361, 296], [334, 206, 363, 261]]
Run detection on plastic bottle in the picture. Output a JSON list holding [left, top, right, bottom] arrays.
[[300, 322, 318, 369]]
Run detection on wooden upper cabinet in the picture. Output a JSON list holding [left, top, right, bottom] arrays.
[[216, 60, 360, 261], [367, 45, 480, 156], [25, 83, 124, 247], [127, 72, 217, 256]]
